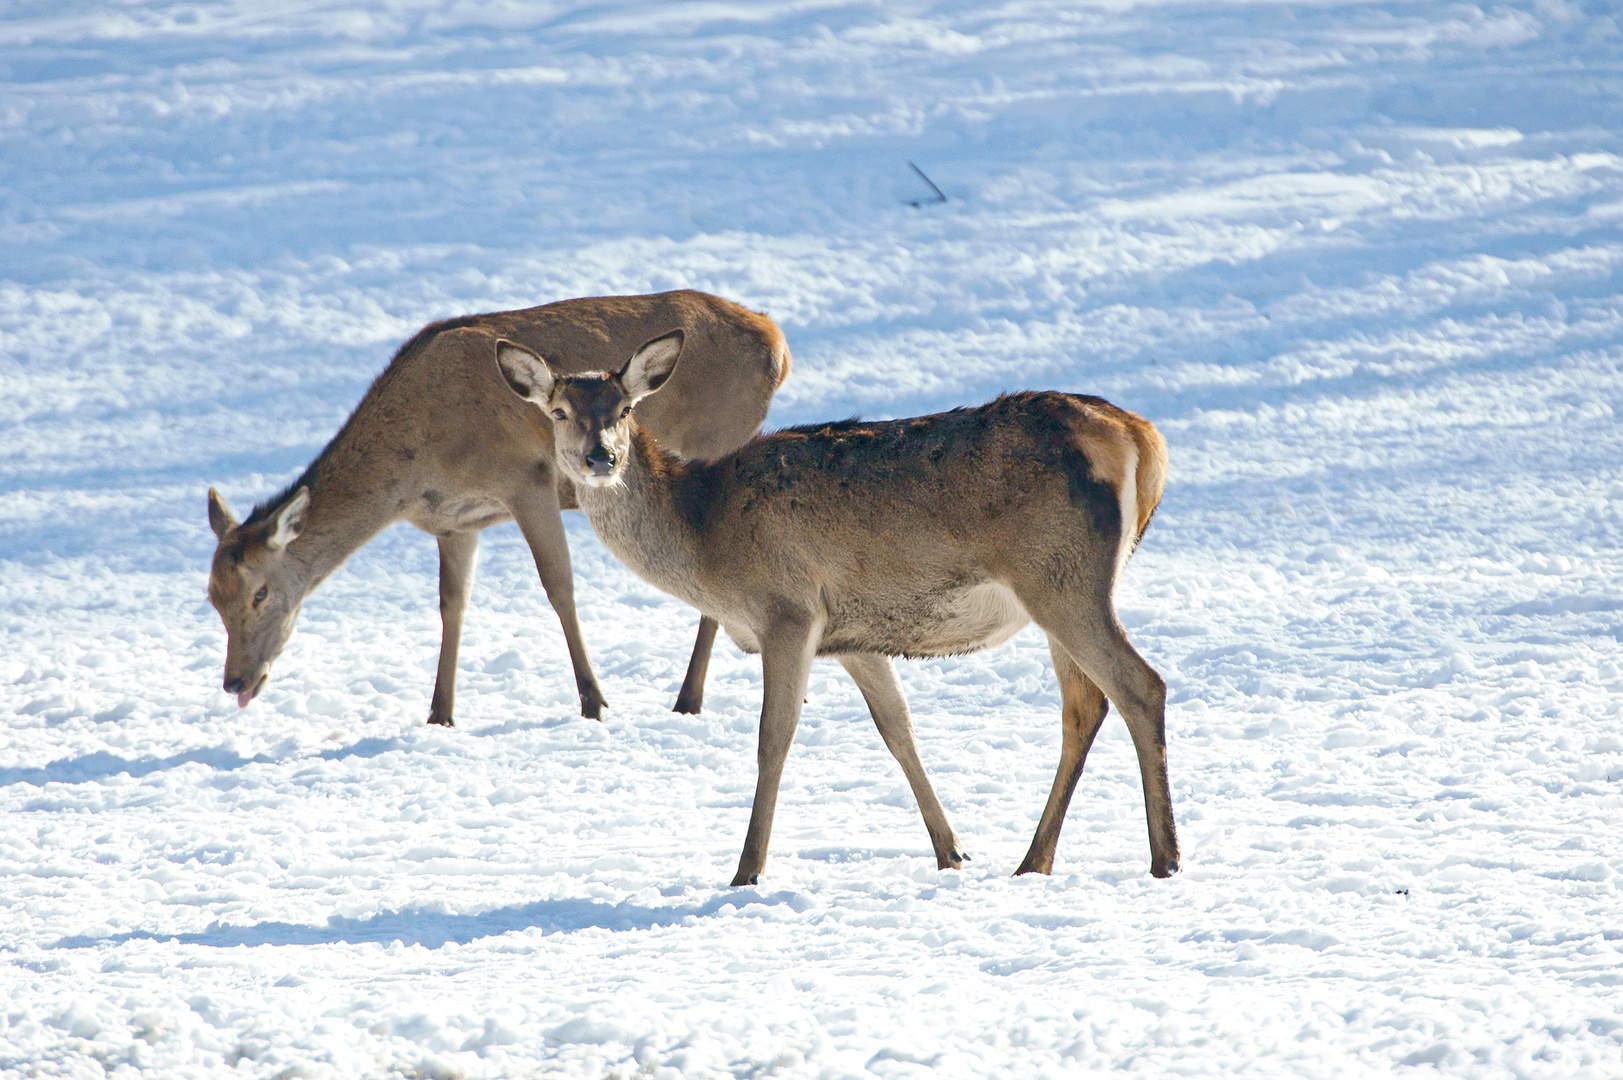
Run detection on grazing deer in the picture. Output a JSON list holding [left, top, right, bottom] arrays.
[[206, 291, 790, 725], [494, 330, 1180, 883]]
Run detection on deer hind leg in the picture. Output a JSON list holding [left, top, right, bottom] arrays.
[[427, 531, 479, 727], [507, 488, 608, 720], [732, 611, 820, 887], [838, 653, 968, 870], [1015, 635, 1110, 875], [672, 615, 719, 714], [1018, 586, 1180, 879]]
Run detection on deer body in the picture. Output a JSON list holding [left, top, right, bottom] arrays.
[[496, 332, 1180, 884], [207, 291, 789, 724], [584, 412, 1103, 661]]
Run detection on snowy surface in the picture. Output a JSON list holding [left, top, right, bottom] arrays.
[[3, 1, 1623, 1076]]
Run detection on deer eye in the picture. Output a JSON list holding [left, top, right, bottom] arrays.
[[253, 585, 268, 608], [551, 409, 567, 421], [619, 406, 633, 420]]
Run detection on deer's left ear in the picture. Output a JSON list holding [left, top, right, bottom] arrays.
[[495, 340, 558, 403], [619, 329, 684, 402]]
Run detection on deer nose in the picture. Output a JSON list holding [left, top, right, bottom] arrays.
[[585, 447, 617, 475], [223, 676, 245, 695]]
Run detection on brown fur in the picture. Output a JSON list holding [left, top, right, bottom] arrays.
[[496, 332, 1180, 884], [206, 290, 790, 724]]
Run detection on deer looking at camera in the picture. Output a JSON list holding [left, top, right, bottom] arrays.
[[495, 330, 1179, 883], [206, 291, 790, 725]]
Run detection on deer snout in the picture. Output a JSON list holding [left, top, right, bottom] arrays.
[[585, 446, 618, 476], [223, 670, 268, 709]]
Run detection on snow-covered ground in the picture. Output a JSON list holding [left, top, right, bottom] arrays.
[[3, 1, 1622, 1076]]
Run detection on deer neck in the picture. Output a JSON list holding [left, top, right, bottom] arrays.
[[278, 432, 411, 594], [572, 424, 708, 607]]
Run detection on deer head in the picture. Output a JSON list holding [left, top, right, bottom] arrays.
[[494, 329, 685, 486], [206, 486, 310, 707]]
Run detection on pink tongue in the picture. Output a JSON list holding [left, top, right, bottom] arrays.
[[237, 690, 253, 709]]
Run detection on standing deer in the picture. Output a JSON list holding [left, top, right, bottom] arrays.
[[206, 291, 790, 725], [493, 330, 1180, 883]]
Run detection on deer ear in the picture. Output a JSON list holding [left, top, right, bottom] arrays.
[[266, 487, 310, 551], [207, 487, 238, 540], [619, 329, 684, 402], [495, 340, 557, 403]]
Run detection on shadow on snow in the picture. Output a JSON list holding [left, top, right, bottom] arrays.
[[50, 888, 809, 951], [1, 736, 417, 788]]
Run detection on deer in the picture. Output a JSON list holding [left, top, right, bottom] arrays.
[[206, 291, 790, 726], [493, 329, 1180, 884]]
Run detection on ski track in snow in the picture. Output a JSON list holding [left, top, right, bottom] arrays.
[[2, 1, 1622, 1077]]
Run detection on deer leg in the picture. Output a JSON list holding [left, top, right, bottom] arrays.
[[838, 653, 967, 870], [672, 615, 719, 714], [507, 489, 608, 720], [1014, 636, 1109, 874], [1020, 588, 1180, 879], [427, 531, 479, 727], [732, 612, 818, 887]]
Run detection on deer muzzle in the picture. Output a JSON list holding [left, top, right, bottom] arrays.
[[224, 670, 269, 709]]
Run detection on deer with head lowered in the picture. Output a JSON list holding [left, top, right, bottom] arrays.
[[206, 291, 789, 725], [494, 329, 1180, 883]]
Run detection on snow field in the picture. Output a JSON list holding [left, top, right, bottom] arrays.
[[4, 1, 1623, 1076]]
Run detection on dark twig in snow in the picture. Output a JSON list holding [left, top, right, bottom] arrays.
[[906, 161, 947, 206]]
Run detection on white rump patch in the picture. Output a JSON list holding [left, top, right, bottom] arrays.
[[1115, 444, 1139, 586]]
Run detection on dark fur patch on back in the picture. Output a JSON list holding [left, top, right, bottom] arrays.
[[1014, 392, 1123, 545], [779, 394, 1122, 545], [760, 413, 940, 484], [665, 392, 1125, 550]]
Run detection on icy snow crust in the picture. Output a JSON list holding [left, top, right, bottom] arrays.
[[3, 1, 1622, 1076]]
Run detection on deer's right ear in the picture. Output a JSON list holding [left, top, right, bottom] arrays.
[[495, 340, 557, 404], [207, 487, 237, 540], [266, 487, 310, 551]]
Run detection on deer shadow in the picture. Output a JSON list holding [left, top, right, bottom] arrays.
[[51, 887, 810, 951], [1, 736, 416, 789]]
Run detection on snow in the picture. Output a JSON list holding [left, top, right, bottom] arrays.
[[3, 0, 1622, 1076]]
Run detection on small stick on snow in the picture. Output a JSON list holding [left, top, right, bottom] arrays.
[[906, 161, 948, 206]]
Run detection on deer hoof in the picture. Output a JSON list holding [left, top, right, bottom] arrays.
[[671, 692, 703, 715], [426, 715, 455, 727], [1152, 857, 1180, 879], [729, 872, 760, 887], [578, 688, 607, 721]]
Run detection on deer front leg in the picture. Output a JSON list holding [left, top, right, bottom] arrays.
[[507, 486, 608, 720], [671, 615, 719, 714], [838, 653, 967, 870], [732, 611, 819, 887], [427, 530, 479, 727]]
